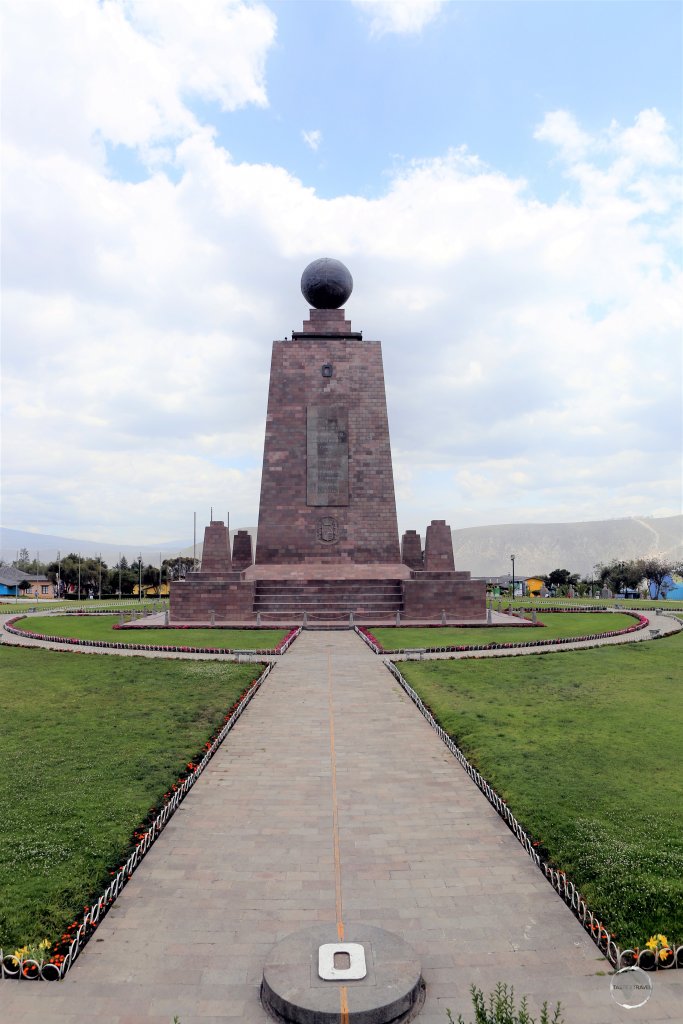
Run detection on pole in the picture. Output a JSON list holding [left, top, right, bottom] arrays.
[[511, 554, 516, 600], [98, 553, 102, 601], [193, 511, 196, 572], [78, 553, 81, 601], [159, 552, 162, 597], [139, 553, 142, 600], [118, 553, 122, 600], [57, 550, 61, 599]]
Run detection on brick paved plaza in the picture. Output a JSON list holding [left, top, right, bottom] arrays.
[[2, 630, 681, 1023]]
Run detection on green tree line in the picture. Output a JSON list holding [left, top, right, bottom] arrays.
[[3, 550, 199, 597]]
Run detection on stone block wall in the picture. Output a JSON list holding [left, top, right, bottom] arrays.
[[255, 314, 401, 565], [170, 577, 255, 622], [423, 520, 455, 572], [402, 577, 486, 620], [401, 530, 423, 570], [232, 530, 254, 571], [200, 521, 232, 574]]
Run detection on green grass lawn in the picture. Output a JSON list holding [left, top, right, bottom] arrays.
[[509, 597, 683, 612], [398, 633, 683, 948], [370, 612, 643, 649], [0, 599, 164, 614], [10, 614, 288, 650], [0, 646, 262, 952]]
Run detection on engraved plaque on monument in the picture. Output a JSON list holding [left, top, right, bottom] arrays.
[[306, 404, 350, 506]]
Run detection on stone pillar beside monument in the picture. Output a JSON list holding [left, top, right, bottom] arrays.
[[200, 521, 232, 574], [170, 520, 254, 623], [403, 519, 483, 621], [423, 520, 455, 572], [401, 530, 423, 571], [231, 529, 254, 571]]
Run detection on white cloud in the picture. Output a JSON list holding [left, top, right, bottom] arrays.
[[125, 0, 276, 111], [351, 0, 445, 37], [1, 0, 275, 162], [612, 108, 679, 167], [1, 3, 681, 542], [534, 110, 592, 161], [302, 129, 322, 152]]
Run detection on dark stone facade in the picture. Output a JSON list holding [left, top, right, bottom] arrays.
[[255, 309, 400, 566], [170, 297, 485, 623], [401, 530, 423, 571], [231, 530, 254, 571]]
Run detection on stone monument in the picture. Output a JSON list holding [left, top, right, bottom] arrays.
[[170, 258, 485, 623]]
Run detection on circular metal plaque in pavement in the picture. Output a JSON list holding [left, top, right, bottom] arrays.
[[261, 924, 425, 1023]]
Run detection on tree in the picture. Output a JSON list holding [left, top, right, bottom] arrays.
[[109, 558, 137, 596], [639, 557, 682, 599], [141, 564, 161, 591], [595, 559, 645, 594], [45, 553, 104, 597], [542, 569, 580, 594], [162, 556, 199, 581], [13, 547, 31, 571]]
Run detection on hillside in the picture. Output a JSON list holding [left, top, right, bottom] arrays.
[[451, 515, 682, 578], [1, 516, 680, 579]]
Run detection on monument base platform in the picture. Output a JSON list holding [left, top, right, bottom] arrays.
[[170, 563, 486, 625]]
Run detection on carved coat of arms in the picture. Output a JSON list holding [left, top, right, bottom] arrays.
[[317, 516, 339, 543]]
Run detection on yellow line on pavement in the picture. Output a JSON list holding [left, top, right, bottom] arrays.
[[328, 652, 345, 940], [328, 653, 350, 1022]]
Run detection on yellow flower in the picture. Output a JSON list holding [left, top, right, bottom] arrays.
[[646, 937, 658, 951], [656, 934, 668, 947]]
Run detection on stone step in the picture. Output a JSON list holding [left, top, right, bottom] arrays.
[[254, 582, 403, 593], [254, 590, 401, 598], [256, 609, 396, 622], [254, 598, 403, 610], [253, 577, 404, 617]]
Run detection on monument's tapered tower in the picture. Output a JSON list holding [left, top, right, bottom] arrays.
[[255, 306, 400, 566], [170, 258, 486, 623]]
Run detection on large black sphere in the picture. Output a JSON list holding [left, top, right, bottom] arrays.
[[301, 258, 353, 309]]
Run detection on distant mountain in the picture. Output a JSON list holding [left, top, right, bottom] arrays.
[[452, 515, 683, 578], [2, 516, 680, 578], [0, 527, 195, 567]]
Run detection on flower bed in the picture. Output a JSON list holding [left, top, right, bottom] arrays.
[[356, 612, 649, 654], [0, 662, 273, 981], [3, 618, 300, 656]]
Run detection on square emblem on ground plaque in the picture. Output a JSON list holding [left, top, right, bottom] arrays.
[[318, 942, 367, 981]]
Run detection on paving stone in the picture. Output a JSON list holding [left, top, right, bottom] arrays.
[[1, 629, 679, 1023]]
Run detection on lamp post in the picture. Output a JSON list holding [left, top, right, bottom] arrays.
[[511, 554, 516, 600], [138, 553, 143, 601]]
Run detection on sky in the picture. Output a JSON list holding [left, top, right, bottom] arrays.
[[2, 0, 682, 546]]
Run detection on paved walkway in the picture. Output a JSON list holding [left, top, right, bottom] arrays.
[[2, 609, 680, 662], [3, 631, 680, 1023]]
